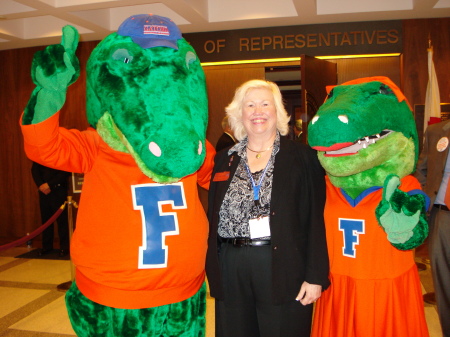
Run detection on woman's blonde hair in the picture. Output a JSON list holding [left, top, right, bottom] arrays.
[[225, 79, 290, 141]]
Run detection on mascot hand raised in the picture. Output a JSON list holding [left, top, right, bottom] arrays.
[[24, 25, 80, 124], [376, 174, 428, 249]]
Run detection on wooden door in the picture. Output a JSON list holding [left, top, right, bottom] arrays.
[[300, 55, 337, 143], [200, 64, 265, 208], [203, 64, 265, 148]]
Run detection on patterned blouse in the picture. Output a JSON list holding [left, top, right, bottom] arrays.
[[217, 133, 281, 239]]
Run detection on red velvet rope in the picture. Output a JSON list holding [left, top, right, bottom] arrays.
[[0, 203, 66, 252]]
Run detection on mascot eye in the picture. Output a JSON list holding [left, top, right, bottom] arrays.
[[112, 49, 134, 63], [185, 51, 197, 69], [311, 116, 319, 124], [379, 84, 393, 95], [107, 46, 150, 77]]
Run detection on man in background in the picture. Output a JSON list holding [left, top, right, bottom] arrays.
[[31, 162, 71, 257], [294, 118, 305, 143], [414, 119, 450, 337], [216, 115, 236, 152]]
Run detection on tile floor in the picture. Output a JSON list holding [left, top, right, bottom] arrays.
[[0, 243, 444, 337]]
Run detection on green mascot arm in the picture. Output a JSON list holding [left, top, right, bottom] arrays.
[[375, 174, 428, 250], [23, 25, 80, 125]]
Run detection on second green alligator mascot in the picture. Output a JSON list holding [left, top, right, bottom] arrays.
[[309, 77, 430, 337]]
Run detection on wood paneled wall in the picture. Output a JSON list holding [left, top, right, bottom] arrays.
[[199, 64, 265, 207], [1, 47, 40, 241], [1, 18, 449, 244], [403, 18, 450, 106], [203, 64, 266, 147], [402, 18, 450, 142], [333, 57, 401, 86], [0, 41, 97, 242]]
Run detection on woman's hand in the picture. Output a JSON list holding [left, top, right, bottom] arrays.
[[296, 281, 322, 305]]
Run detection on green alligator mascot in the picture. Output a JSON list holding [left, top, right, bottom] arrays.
[[20, 14, 214, 337], [308, 77, 430, 337]]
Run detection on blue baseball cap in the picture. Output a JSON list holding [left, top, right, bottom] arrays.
[[117, 14, 182, 50]]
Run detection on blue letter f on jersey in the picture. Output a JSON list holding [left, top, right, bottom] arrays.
[[133, 183, 186, 269], [339, 218, 365, 258]]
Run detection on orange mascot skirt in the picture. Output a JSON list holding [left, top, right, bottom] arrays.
[[311, 177, 429, 337]]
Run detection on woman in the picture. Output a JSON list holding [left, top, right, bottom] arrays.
[[206, 79, 330, 337]]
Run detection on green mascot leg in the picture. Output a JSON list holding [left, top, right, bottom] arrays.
[[65, 282, 206, 337]]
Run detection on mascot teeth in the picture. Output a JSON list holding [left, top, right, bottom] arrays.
[[325, 130, 392, 156]]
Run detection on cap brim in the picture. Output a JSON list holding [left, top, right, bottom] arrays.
[[131, 36, 179, 50]]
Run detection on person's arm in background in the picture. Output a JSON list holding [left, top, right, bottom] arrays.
[[31, 162, 44, 187], [414, 129, 430, 188], [197, 140, 216, 190], [31, 162, 51, 195]]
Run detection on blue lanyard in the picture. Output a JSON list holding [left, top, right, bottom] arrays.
[[245, 159, 271, 203]]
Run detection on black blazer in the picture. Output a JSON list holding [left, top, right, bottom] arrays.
[[215, 132, 236, 152], [415, 119, 450, 209], [206, 136, 330, 304]]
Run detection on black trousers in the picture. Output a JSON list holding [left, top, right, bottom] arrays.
[[215, 243, 313, 337], [429, 207, 450, 337], [39, 188, 69, 251]]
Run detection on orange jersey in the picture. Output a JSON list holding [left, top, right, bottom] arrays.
[[21, 112, 214, 309], [312, 175, 429, 337]]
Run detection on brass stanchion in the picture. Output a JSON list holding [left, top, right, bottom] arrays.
[[57, 196, 77, 292], [415, 247, 427, 271], [415, 248, 437, 305], [416, 261, 427, 271], [423, 292, 437, 305]]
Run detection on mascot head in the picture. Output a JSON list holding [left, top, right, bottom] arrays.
[[308, 76, 418, 198], [86, 14, 208, 183]]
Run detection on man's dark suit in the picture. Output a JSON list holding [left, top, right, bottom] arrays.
[[31, 162, 71, 253], [415, 119, 450, 337], [215, 132, 236, 152]]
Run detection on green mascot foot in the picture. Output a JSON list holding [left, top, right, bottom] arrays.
[[66, 282, 206, 337]]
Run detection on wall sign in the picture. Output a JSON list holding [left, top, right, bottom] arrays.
[[184, 20, 402, 63], [71, 173, 84, 193]]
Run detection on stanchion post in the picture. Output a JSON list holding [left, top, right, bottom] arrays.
[[57, 195, 77, 292]]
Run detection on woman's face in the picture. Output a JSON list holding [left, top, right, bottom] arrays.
[[242, 88, 277, 139]]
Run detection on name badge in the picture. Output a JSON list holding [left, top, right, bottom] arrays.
[[249, 216, 270, 239], [213, 171, 230, 182]]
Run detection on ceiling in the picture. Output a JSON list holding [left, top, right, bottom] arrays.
[[1, 0, 450, 51]]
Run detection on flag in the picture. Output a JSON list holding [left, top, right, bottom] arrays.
[[424, 45, 441, 131]]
